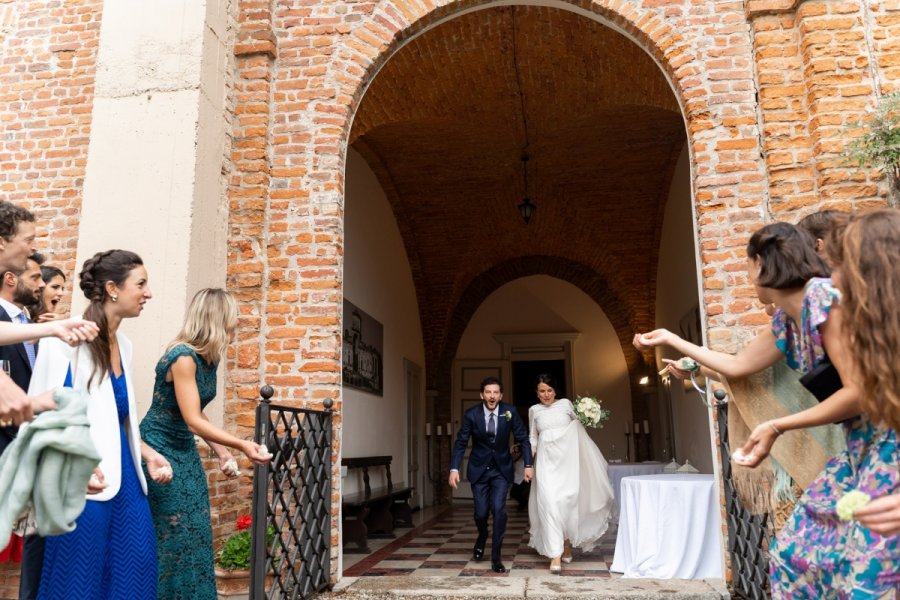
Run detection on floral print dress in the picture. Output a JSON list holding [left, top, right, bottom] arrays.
[[768, 278, 900, 598]]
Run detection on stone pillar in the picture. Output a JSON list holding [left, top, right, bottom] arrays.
[[74, 0, 233, 409]]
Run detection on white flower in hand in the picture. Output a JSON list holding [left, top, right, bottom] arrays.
[[222, 457, 240, 478]]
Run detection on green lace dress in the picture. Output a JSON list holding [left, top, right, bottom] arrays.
[[140, 344, 219, 600]]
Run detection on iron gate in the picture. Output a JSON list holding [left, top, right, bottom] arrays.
[[250, 385, 333, 600], [714, 390, 773, 599]]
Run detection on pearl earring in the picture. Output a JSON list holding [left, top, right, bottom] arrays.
[[111, 295, 118, 302]]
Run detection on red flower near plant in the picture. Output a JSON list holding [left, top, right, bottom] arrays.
[[236, 514, 252, 531]]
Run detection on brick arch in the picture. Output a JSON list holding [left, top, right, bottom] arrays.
[[432, 255, 646, 416], [336, 0, 704, 139]]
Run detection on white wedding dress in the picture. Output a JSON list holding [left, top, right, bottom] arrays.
[[528, 398, 615, 558]]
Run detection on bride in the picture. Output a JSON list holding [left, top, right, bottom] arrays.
[[528, 374, 615, 574]]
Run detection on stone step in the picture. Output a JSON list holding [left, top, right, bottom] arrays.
[[326, 576, 731, 599]]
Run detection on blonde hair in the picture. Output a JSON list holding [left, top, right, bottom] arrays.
[[827, 209, 900, 431], [167, 288, 237, 363]]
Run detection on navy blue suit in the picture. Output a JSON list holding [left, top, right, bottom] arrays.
[[0, 305, 43, 600], [450, 401, 532, 562]]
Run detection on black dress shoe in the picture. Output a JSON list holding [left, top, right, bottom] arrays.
[[491, 561, 506, 573], [472, 534, 486, 561]]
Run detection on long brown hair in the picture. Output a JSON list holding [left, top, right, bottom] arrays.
[[79, 250, 144, 389], [827, 209, 900, 430]]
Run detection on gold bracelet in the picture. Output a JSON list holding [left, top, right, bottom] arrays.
[[768, 421, 782, 436]]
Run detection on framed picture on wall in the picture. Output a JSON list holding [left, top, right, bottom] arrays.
[[341, 299, 384, 396]]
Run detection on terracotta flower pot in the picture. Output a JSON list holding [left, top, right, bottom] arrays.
[[214, 567, 274, 600]]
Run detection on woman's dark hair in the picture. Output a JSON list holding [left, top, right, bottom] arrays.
[[534, 373, 558, 393], [31, 265, 67, 318], [746, 222, 830, 289], [40, 265, 65, 283], [798, 209, 843, 241], [80, 250, 143, 388]]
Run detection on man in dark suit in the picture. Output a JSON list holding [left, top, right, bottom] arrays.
[[0, 253, 45, 599], [449, 376, 533, 573]]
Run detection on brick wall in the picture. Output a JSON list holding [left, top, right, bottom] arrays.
[[0, 0, 103, 298]]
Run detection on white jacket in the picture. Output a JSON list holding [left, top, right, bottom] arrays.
[[27, 334, 147, 501]]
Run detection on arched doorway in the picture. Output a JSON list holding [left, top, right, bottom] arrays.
[[337, 0, 715, 580]]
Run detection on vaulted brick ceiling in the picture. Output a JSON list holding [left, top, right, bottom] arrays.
[[349, 6, 685, 393]]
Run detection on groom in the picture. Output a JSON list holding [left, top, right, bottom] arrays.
[[449, 376, 533, 573]]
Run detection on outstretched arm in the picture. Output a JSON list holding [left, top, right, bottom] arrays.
[[634, 327, 783, 380], [0, 318, 99, 346], [735, 307, 861, 467], [171, 356, 271, 464]]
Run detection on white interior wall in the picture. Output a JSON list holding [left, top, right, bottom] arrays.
[[342, 149, 427, 494], [654, 146, 714, 473], [457, 276, 633, 459]]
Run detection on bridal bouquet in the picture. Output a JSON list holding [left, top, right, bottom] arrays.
[[573, 395, 610, 429]]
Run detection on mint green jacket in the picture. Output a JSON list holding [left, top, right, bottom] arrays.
[[0, 387, 100, 548]]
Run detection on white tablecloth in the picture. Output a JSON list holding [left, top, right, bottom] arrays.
[[610, 474, 724, 579], [607, 462, 665, 508]]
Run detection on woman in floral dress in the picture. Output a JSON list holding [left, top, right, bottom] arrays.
[[636, 219, 899, 596]]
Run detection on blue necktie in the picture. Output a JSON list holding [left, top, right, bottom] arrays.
[[17, 312, 36, 368], [487, 412, 496, 441]]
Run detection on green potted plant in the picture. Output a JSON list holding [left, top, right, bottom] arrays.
[[842, 92, 900, 207], [215, 514, 274, 600]]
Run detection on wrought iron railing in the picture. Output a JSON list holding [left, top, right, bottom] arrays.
[[714, 390, 773, 599], [250, 385, 333, 600]]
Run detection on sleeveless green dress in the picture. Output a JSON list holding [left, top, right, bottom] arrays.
[[140, 344, 219, 600]]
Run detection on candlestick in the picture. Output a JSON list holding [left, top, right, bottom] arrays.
[[426, 422, 432, 436], [625, 422, 631, 434], [446, 422, 452, 436], [643, 419, 650, 434], [633, 422, 640, 435], [436, 425, 442, 436]]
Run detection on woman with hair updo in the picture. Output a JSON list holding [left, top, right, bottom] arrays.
[[527, 373, 614, 574], [140, 288, 271, 599], [764, 209, 899, 596], [32, 265, 66, 323], [28, 249, 173, 600]]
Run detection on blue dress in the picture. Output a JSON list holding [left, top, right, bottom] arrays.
[[37, 369, 158, 600]]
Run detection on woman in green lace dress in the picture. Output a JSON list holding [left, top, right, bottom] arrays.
[[140, 288, 271, 599]]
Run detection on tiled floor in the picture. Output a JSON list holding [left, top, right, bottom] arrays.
[[343, 505, 619, 578]]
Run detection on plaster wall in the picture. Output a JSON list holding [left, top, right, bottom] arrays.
[[342, 149, 427, 495], [654, 146, 714, 474], [73, 0, 231, 418]]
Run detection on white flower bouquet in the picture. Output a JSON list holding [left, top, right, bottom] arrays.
[[573, 395, 610, 429]]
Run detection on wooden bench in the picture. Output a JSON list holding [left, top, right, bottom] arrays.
[[341, 456, 413, 552]]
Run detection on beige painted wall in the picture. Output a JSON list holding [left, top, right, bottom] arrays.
[[73, 0, 231, 419], [342, 149, 427, 495], [457, 276, 633, 459], [654, 146, 714, 473]]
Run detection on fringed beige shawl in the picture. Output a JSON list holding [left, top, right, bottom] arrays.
[[719, 360, 845, 516]]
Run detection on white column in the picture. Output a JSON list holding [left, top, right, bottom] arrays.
[[75, 0, 232, 414]]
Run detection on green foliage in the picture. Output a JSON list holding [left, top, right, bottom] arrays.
[[217, 530, 252, 571], [842, 92, 900, 181], [216, 524, 276, 571]]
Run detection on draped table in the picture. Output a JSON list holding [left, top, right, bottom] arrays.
[[610, 474, 724, 579], [607, 461, 664, 521]]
